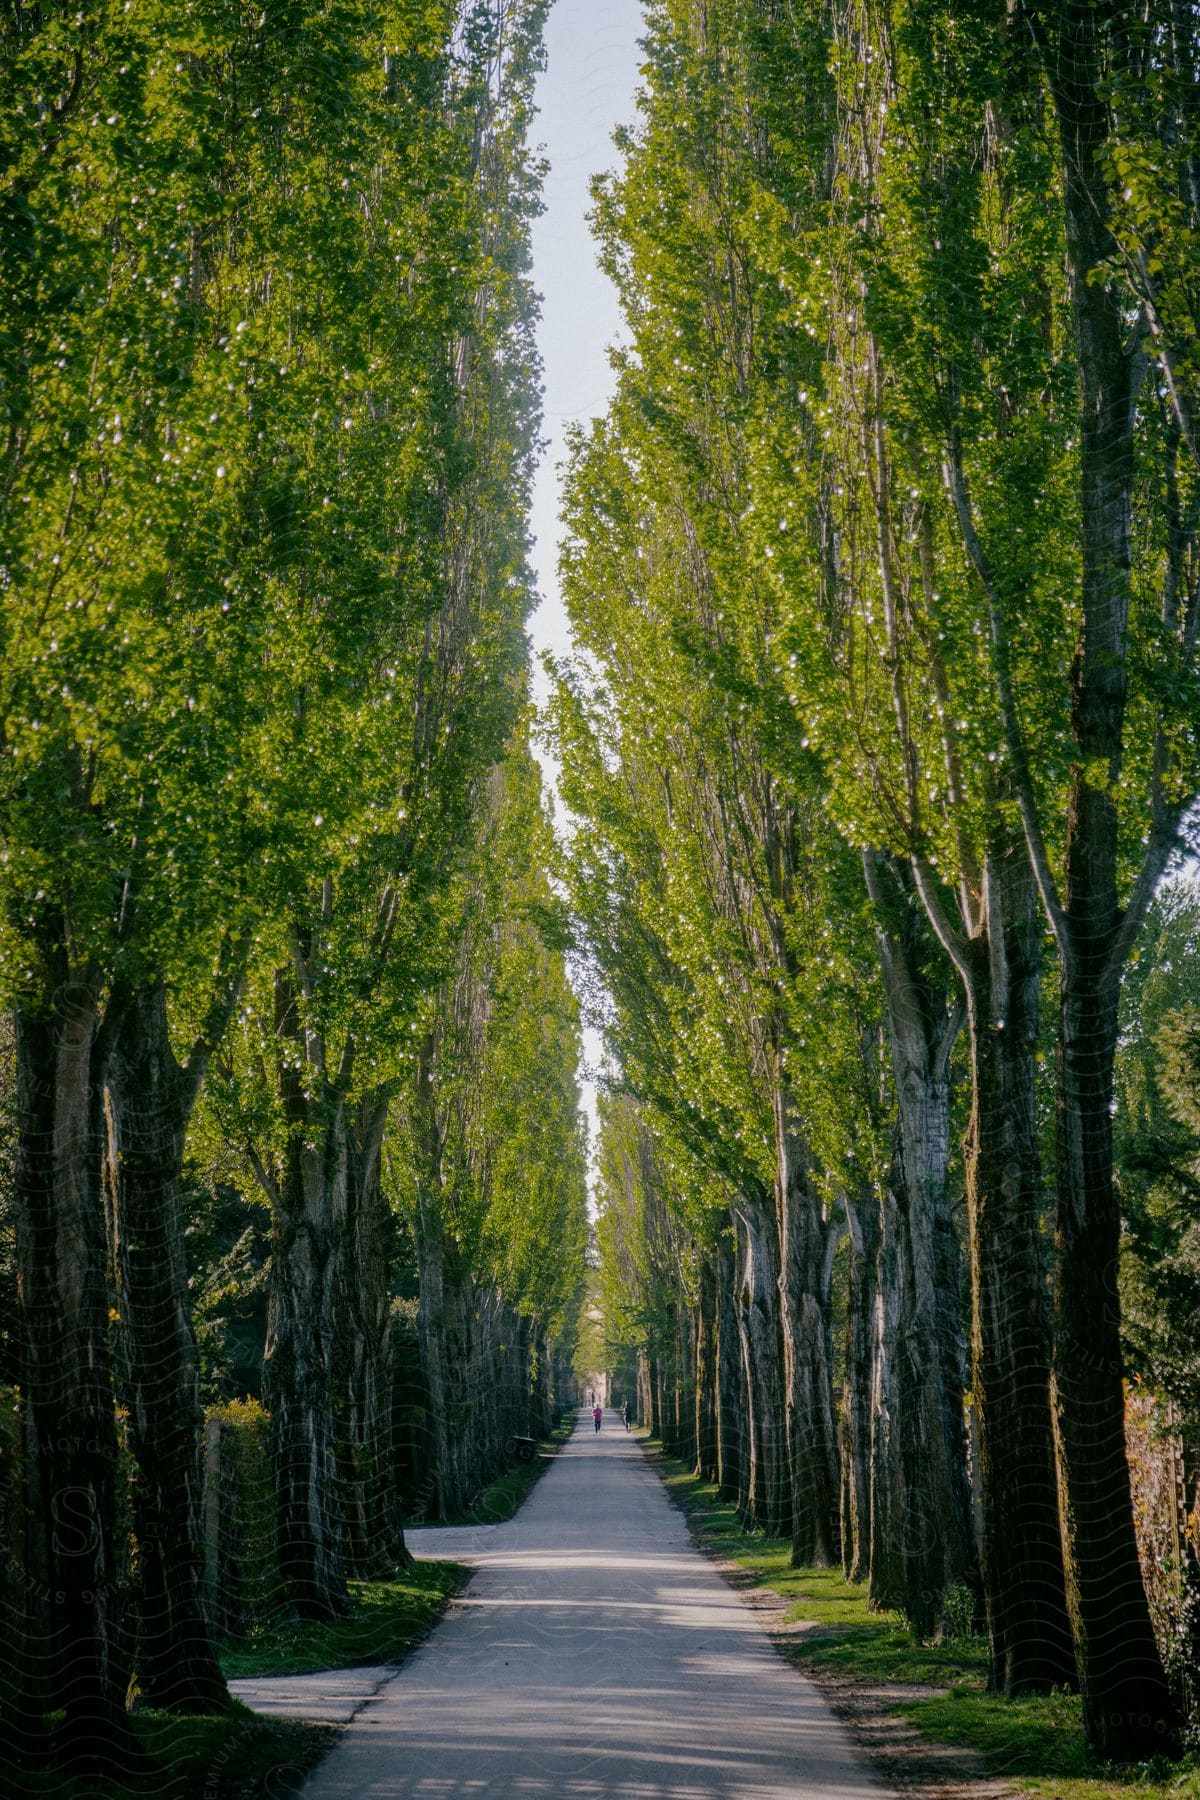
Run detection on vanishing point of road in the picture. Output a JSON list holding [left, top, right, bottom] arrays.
[[234, 1410, 891, 1798]]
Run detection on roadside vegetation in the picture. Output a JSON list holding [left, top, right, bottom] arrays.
[[440, 1411, 579, 1527], [15, 1714, 338, 1800], [4, 0, 1200, 1787], [0, 0, 586, 1786], [218, 1561, 466, 1682], [566, 0, 1200, 1772], [652, 1444, 1200, 1800]]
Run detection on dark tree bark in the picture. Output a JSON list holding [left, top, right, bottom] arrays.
[[772, 1080, 840, 1567], [647, 1352, 663, 1439], [957, 844, 1075, 1693], [951, 0, 1186, 1746], [840, 1176, 878, 1584], [868, 1143, 906, 1613], [674, 1298, 696, 1466], [864, 852, 976, 1629], [734, 1189, 790, 1537], [714, 1228, 747, 1506], [695, 1258, 720, 1481], [638, 1348, 653, 1435], [106, 981, 232, 1713], [411, 1044, 472, 1521], [1042, 17, 1183, 1737], [531, 1322, 553, 1440], [261, 974, 349, 1621], [335, 1095, 407, 1576], [13, 969, 144, 1776]]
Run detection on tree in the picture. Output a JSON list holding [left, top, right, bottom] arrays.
[[555, 0, 977, 1614], [393, 739, 588, 1515], [0, 0, 554, 1751], [203, 0, 549, 1614]]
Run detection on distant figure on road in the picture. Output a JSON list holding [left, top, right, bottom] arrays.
[[623, 1400, 632, 1431], [593, 1404, 603, 1433]]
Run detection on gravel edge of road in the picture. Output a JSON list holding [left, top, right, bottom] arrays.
[[636, 1437, 1016, 1800]]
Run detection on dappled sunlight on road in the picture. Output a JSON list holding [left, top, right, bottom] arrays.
[[237, 1412, 890, 1798]]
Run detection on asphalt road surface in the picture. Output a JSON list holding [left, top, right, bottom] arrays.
[[234, 1409, 890, 1798]]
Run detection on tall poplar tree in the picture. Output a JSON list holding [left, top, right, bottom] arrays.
[[0, 0, 554, 1761]]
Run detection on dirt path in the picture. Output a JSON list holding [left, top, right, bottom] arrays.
[[232, 1410, 894, 1798]]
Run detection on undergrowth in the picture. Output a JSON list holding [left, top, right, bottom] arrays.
[[218, 1558, 465, 1679], [440, 1410, 577, 1526], [647, 1438, 1200, 1800]]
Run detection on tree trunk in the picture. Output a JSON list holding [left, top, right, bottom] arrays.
[[336, 1095, 407, 1577], [675, 1299, 696, 1466], [734, 1191, 789, 1537], [961, 846, 1075, 1693], [715, 1228, 747, 1505], [1024, 0, 1182, 1751], [773, 1081, 840, 1567], [864, 851, 975, 1629], [868, 1145, 906, 1613], [695, 1261, 719, 1481], [840, 1177, 878, 1584], [1055, 953, 1178, 1745], [106, 982, 232, 1712], [638, 1348, 652, 1433], [262, 977, 349, 1620], [13, 977, 144, 1775], [413, 1202, 472, 1518]]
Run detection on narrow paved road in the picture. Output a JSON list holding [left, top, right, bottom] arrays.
[[239, 1411, 891, 1798]]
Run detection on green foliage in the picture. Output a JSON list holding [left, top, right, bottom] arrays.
[[1117, 878, 1200, 1436], [567, 0, 1199, 1744], [656, 1443, 1200, 1800], [385, 735, 589, 1354], [184, 1167, 270, 1402], [548, 0, 900, 1410], [1, 0, 463, 1011], [205, 1399, 277, 1638], [6, 1710, 338, 1799], [219, 1561, 464, 1680]]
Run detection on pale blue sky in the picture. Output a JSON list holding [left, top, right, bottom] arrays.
[[526, 0, 643, 1177], [527, 0, 643, 697]]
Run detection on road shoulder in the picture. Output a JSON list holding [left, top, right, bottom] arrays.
[[637, 1437, 1014, 1800]]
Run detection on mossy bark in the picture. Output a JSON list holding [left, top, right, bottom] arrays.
[[107, 981, 232, 1713]]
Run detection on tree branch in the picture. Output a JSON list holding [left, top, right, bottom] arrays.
[[941, 438, 1073, 964], [908, 852, 975, 989], [183, 931, 250, 1109]]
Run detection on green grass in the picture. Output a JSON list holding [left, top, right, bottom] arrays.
[[218, 1558, 466, 1679], [903, 1690, 1200, 1798], [3, 1559, 465, 1796], [0, 1707, 336, 1799], [647, 1438, 1200, 1800], [439, 1411, 577, 1526], [4, 1420, 576, 1799]]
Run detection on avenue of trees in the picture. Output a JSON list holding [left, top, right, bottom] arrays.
[[4, 0, 1200, 1784], [553, 0, 1200, 1764], [0, 0, 586, 1780]]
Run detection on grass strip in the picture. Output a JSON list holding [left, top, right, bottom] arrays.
[[5, 1709, 337, 1800], [219, 1557, 466, 1679], [11, 1420, 577, 1798], [441, 1410, 577, 1526], [646, 1438, 1200, 1800]]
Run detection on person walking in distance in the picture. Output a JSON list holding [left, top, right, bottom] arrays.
[[623, 1399, 632, 1432], [593, 1403, 603, 1434]]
